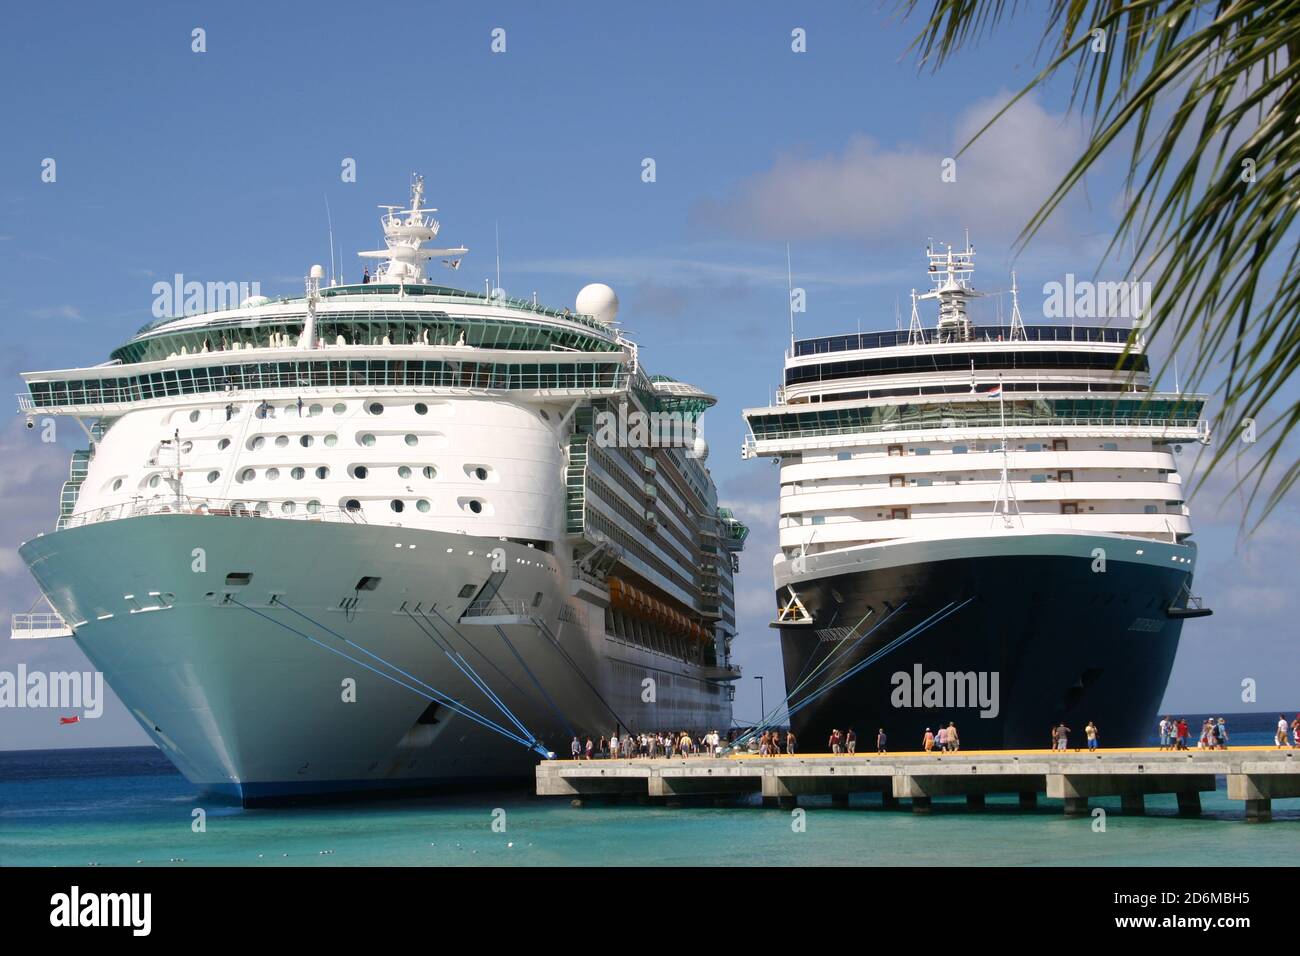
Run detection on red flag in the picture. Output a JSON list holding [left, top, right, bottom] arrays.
[[59, 716, 80, 725]]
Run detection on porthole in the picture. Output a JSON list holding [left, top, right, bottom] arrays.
[[248, 436, 265, 451], [368, 402, 384, 415], [266, 468, 280, 481], [345, 499, 361, 512], [291, 467, 305, 480], [315, 466, 330, 479], [232, 501, 247, 513], [112, 478, 123, 491], [206, 470, 220, 483], [405, 434, 418, 446], [391, 500, 405, 513], [353, 466, 369, 479], [468, 499, 483, 514], [148, 475, 161, 489], [300, 435, 314, 448], [307, 499, 321, 514], [275, 435, 289, 448], [398, 466, 412, 479], [309, 403, 323, 417], [281, 501, 297, 515], [416, 499, 431, 513], [423, 466, 436, 479], [324, 434, 338, 447], [189, 410, 200, 423], [255, 501, 270, 515], [474, 467, 488, 481], [333, 403, 347, 415], [218, 438, 231, 450], [358, 433, 376, 447], [239, 468, 255, 482], [284, 405, 296, 417], [181, 441, 193, 453], [414, 402, 428, 415]]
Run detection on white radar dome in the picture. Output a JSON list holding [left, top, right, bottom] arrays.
[[576, 283, 619, 325], [309, 264, 326, 280], [240, 295, 271, 309], [691, 434, 709, 461]]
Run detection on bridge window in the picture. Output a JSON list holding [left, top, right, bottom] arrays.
[[891, 508, 909, 520], [1061, 503, 1078, 515]]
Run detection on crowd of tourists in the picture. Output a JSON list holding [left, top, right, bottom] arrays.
[[569, 730, 727, 759]]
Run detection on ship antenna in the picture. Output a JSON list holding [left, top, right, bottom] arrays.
[[324, 195, 337, 287], [1009, 270, 1027, 341], [495, 220, 502, 296], [786, 243, 795, 350]]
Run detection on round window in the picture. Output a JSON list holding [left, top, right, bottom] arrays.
[[275, 435, 289, 448], [423, 466, 436, 479], [291, 467, 305, 480], [468, 500, 483, 514], [345, 499, 361, 512], [414, 402, 428, 415], [255, 501, 270, 515], [207, 470, 220, 483], [240, 468, 255, 482], [359, 434, 376, 447], [189, 410, 200, 423], [333, 403, 347, 415], [148, 474, 161, 488], [266, 468, 280, 480], [416, 499, 431, 513], [281, 501, 296, 515], [112, 478, 123, 491], [474, 467, 488, 481], [300, 435, 314, 448], [309, 403, 323, 417], [324, 434, 338, 447], [249, 436, 265, 451], [368, 402, 384, 415], [405, 434, 418, 446], [315, 466, 330, 479], [391, 500, 405, 513], [307, 499, 322, 514], [398, 466, 411, 479], [218, 438, 231, 450], [353, 466, 368, 479]]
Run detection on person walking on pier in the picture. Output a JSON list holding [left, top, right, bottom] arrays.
[[1158, 716, 1171, 750], [1051, 724, 1060, 750], [1291, 714, 1300, 748], [1176, 718, 1189, 750], [1216, 717, 1229, 749], [1055, 722, 1070, 751], [946, 722, 960, 752], [829, 729, 842, 754], [923, 727, 934, 752], [846, 728, 857, 755], [876, 728, 887, 753], [571, 736, 581, 760], [585, 736, 594, 760], [1085, 721, 1099, 751], [785, 730, 797, 755], [936, 725, 948, 751]]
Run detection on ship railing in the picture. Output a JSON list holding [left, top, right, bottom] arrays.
[[59, 495, 368, 530], [746, 416, 1208, 445], [10, 612, 74, 640], [462, 597, 533, 618]]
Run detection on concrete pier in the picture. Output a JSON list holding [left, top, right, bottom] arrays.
[[536, 747, 1299, 821]]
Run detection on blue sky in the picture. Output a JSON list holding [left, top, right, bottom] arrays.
[[1, 1, 1295, 749]]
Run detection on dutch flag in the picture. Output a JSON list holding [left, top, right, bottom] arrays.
[[983, 384, 1002, 398]]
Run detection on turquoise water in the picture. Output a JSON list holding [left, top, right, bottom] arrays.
[[2, 745, 1298, 866]]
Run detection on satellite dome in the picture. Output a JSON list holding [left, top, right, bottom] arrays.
[[240, 295, 271, 309], [576, 283, 619, 324], [691, 434, 709, 461]]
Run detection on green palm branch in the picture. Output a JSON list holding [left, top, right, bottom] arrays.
[[902, 0, 1299, 530]]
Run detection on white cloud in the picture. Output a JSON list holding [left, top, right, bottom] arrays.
[[28, 304, 81, 321], [690, 91, 1087, 244]]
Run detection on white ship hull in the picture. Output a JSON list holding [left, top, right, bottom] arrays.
[[21, 515, 731, 803]]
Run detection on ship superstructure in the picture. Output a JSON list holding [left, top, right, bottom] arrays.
[[14, 177, 746, 803]]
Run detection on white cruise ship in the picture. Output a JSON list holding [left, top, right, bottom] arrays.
[[13, 176, 747, 804], [743, 240, 1211, 748]]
